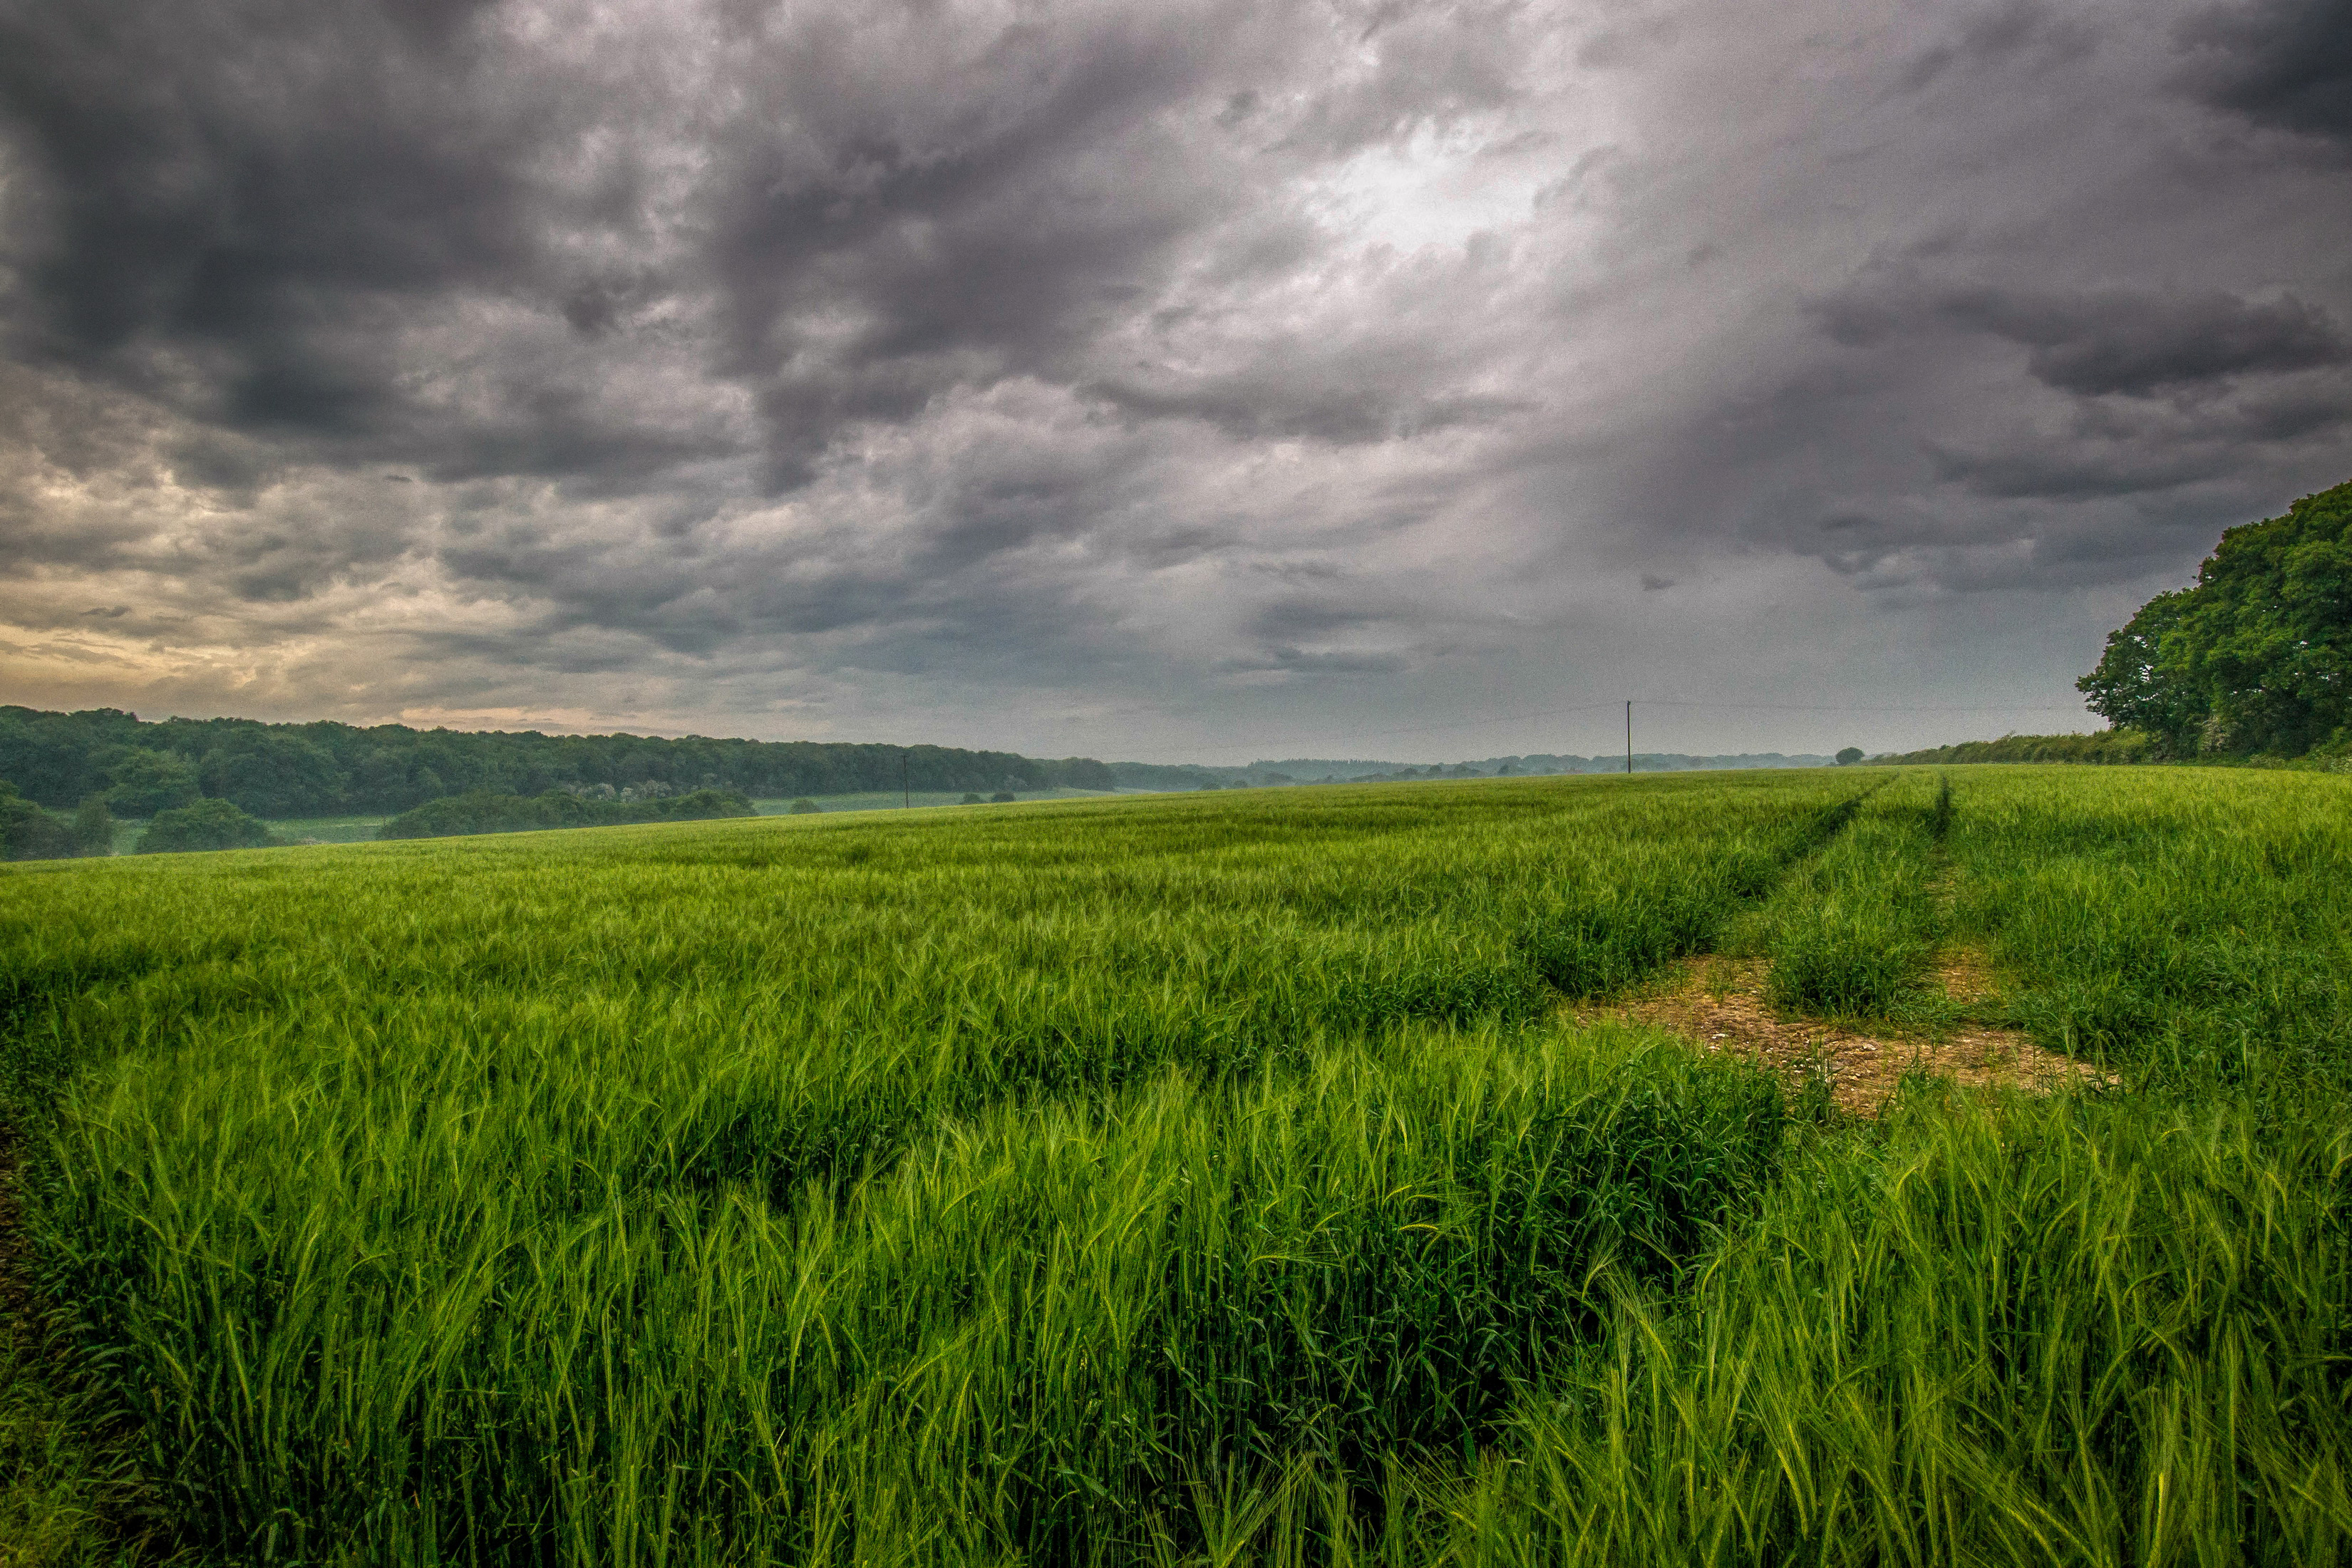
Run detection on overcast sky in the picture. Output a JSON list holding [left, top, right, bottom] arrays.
[[1, 0, 2345, 761]]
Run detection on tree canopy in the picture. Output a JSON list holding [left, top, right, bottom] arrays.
[[2080, 479, 2351, 759], [136, 800, 281, 855]]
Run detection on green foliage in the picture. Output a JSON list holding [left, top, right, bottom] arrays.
[[1875, 728, 2156, 765], [2078, 477, 2352, 758], [1948, 768, 2352, 1100], [133, 800, 279, 855], [2078, 589, 2204, 755], [1765, 898, 1924, 1016], [2176, 478, 2352, 756], [98, 748, 199, 817], [0, 785, 81, 862], [959, 792, 984, 804], [375, 788, 755, 840], [989, 790, 1016, 803], [1834, 745, 1862, 765], [787, 797, 822, 814], [1515, 852, 1774, 999], [67, 801, 111, 859]]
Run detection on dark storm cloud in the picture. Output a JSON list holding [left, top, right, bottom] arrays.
[[1815, 279, 2349, 398], [1948, 288, 2347, 398], [1927, 378, 2352, 500], [2174, 0, 2352, 144], [0, 0, 2348, 757], [0, 1, 538, 403], [1793, 266, 2352, 523]]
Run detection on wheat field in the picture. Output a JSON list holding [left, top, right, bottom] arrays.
[[1, 766, 2346, 1564]]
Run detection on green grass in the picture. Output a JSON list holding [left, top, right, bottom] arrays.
[[1401, 1084, 2352, 1564], [1, 766, 2348, 1564], [1737, 773, 1939, 1019], [102, 815, 393, 855]]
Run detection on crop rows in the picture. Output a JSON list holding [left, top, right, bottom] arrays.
[[1, 766, 2348, 1564]]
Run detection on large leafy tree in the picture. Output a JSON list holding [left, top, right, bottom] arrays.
[[2177, 479, 2352, 757], [2080, 478, 2352, 758], [2077, 589, 2204, 756]]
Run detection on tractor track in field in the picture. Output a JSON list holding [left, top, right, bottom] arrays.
[[1571, 780, 2111, 1115], [1573, 953, 2111, 1115]]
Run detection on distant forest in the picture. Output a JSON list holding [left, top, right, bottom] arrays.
[[0, 708, 1117, 818], [0, 706, 1842, 821]]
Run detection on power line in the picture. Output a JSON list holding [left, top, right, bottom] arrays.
[[1631, 698, 2090, 715], [1331, 701, 1622, 741], [1326, 695, 2084, 742]]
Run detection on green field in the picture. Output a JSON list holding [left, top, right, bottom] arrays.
[[91, 788, 1125, 856], [1, 767, 2348, 1564], [747, 787, 1120, 815]]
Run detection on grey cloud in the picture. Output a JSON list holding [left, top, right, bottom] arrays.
[[1088, 377, 1527, 444], [1247, 596, 1396, 640], [1894, 0, 2098, 96], [0, 4, 538, 381], [1228, 645, 1413, 676], [1945, 287, 2349, 397], [0, 0, 2347, 759], [1817, 278, 2348, 397], [1927, 439, 2232, 500], [2174, 0, 2352, 144], [1926, 381, 2352, 500], [167, 432, 280, 494]]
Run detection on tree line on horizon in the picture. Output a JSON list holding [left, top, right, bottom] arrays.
[[0, 708, 1119, 822], [5, 478, 2340, 859]]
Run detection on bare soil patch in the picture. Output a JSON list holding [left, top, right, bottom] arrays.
[[1572, 954, 2108, 1116]]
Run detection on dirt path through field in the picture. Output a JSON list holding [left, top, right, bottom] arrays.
[[1571, 954, 2108, 1115]]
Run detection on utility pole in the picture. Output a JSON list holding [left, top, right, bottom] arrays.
[[1625, 701, 1633, 775]]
